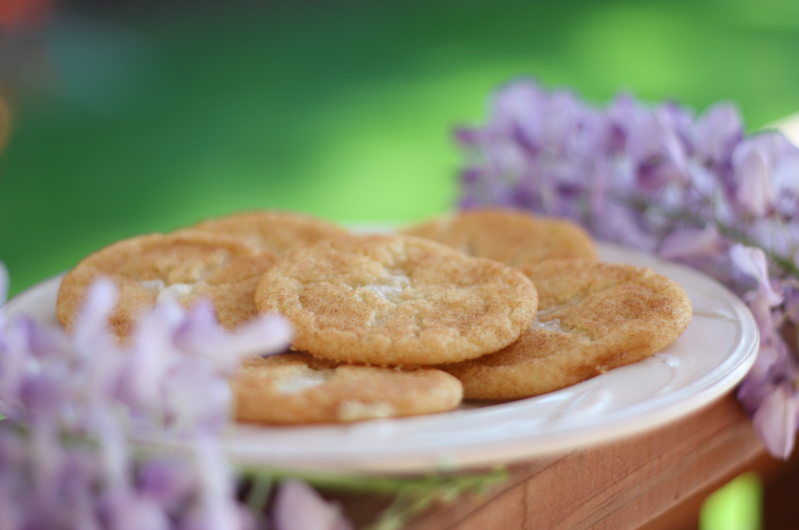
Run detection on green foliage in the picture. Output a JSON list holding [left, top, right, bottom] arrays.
[[5, 0, 799, 295], [700, 473, 762, 530]]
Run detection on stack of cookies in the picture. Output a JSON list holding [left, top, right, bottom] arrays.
[[56, 209, 692, 424]]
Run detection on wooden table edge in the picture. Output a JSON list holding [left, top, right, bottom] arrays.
[[403, 391, 764, 530]]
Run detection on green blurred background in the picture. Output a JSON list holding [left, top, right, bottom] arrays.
[[3, 0, 799, 296]]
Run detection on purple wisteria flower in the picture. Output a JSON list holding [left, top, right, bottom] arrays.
[[458, 78, 799, 459], [0, 270, 296, 528]]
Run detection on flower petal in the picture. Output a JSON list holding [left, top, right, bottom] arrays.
[[0, 261, 8, 306], [273, 480, 353, 530], [72, 278, 118, 358], [118, 302, 182, 408], [783, 284, 799, 324], [107, 494, 170, 530], [752, 383, 797, 460], [228, 314, 293, 359], [658, 225, 727, 260], [732, 133, 787, 217], [686, 103, 743, 164], [729, 244, 783, 306], [737, 336, 793, 415], [490, 79, 546, 147]]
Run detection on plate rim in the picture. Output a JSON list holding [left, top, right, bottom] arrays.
[[3, 243, 759, 474]]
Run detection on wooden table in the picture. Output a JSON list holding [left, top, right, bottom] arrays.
[[375, 391, 766, 529]]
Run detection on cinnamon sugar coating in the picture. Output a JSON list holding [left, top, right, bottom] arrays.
[[233, 352, 463, 424], [193, 210, 349, 255], [254, 234, 538, 365], [57, 231, 276, 337], [441, 260, 692, 399], [403, 208, 597, 267]]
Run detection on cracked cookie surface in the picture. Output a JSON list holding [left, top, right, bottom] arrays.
[[403, 208, 597, 267], [254, 234, 538, 365], [440, 260, 693, 399], [57, 231, 276, 337], [193, 210, 349, 255], [233, 352, 463, 424]]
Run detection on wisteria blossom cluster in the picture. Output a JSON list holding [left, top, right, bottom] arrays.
[[457, 79, 799, 459], [0, 262, 352, 529]]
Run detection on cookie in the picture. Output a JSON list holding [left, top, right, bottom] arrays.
[[403, 208, 597, 267], [57, 231, 277, 337], [440, 260, 692, 399], [233, 352, 463, 423], [193, 210, 349, 256], [254, 234, 538, 366]]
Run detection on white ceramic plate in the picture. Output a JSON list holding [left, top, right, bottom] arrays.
[[4, 243, 758, 474]]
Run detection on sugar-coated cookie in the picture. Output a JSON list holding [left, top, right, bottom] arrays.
[[403, 208, 597, 267], [193, 210, 349, 256], [440, 260, 692, 399], [57, 231, 276, 337], [254, 234, 538, 365], [233, 352, 463, 424]]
